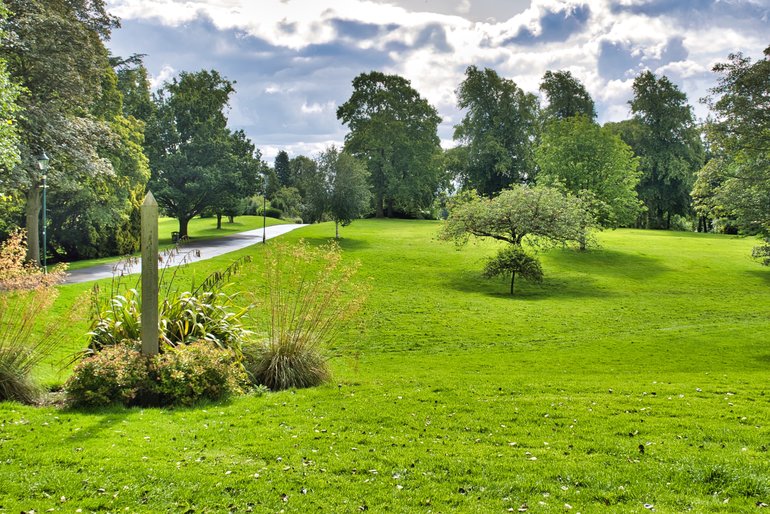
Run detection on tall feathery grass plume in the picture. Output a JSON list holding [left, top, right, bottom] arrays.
[[0, 230, 66, 403], [245, 240, 368, 391]]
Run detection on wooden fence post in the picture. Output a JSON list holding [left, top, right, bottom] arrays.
[[141, 192, 159, 355]]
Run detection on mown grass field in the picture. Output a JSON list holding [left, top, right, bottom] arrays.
[[2, 219, 769, 513]]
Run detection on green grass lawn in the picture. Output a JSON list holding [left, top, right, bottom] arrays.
[[3, 220, 770, 512], [65, 215, 287, 271]]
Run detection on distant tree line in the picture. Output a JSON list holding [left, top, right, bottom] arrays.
[[0, 0, 766, 263]]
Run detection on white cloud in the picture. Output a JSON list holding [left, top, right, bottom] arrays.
[[107, 0, 769, 149], [300, 101, 336, 114], [149, 64, 175, 89]]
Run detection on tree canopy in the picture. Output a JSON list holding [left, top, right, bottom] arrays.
[[146, 70, 259, 238], [440, 185, 591, 248], [624, 71, 704, 229], [539, 70, 596, 122], [337, 71, 443, 218], [700, 46, 770, 236], [535, 115, 641, 228], [0, 0, 155, 263], [274, 150, 291, 188], [453, 66, 539, 196]]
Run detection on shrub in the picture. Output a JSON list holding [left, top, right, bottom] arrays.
[[64, 344, 149, 407], [0, 229, 66, 290], [65, 341, 246, 407], [752, 239, 770, 266], [483, 245, 543, 294], [149, 341, 247, 406], [257, 207, 283, 219], [245, 240, 367, 391]]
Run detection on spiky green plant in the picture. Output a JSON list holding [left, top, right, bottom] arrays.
[[86, 256, 252, 356]]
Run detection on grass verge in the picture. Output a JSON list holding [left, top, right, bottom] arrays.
[[2, 220, 768, 512]]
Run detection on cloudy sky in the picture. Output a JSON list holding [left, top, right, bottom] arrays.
[[105, 0, 769, 163]]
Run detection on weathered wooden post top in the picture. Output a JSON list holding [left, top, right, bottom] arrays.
[[141, 191, 159, 355]]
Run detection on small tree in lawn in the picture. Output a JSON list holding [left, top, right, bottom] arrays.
[[311, 147, 371, 239], [440, 184, 592, 293], [328, 151, 370, 239], [483, 245, 543, 295]]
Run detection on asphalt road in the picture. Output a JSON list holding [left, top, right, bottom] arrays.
[[63, 223, 305, 284]]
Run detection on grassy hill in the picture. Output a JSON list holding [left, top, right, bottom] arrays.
[[2, 220, 769, 512]]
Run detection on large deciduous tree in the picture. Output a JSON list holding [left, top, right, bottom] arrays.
[[539, 70, 596, 121], [453, 66, 539, 196], [337, 71, 443, 218], [626, 71, 704, 229], [1, 0, 121, 264], [0, 3, 20, 174], [700, 46, 770, 259], [535, 115, 642, 230], [147, 70, 259, 238]]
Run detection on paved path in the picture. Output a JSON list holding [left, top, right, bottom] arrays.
[[63, 224, 305, 284]]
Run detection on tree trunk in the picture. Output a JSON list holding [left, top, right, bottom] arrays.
[[335, 220, 339, 239], [375, 191, 384, 218], [510, 271, 516, 295], [179, 216, 190, 239], [216, 214, 222, 230], [386, 198, 394, 218], [228, 215, 234, 223], [666, 211, 671, 230], [25, 185, 42, 265]]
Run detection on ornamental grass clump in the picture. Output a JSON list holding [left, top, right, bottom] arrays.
[[0, 230, 65, 404], [245, 240, 366, 391], [0, 288, 61, 403]]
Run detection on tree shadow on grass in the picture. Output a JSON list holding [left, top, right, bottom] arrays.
[[446, 247, 670, 300], [295, 237, 371, 251], [743, 269, 770, 285], [543, 247, 671, 281], [445, 267, 611, 300], [64, 407, 133, 443]]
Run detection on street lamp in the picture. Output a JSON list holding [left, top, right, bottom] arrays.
[[262, 172, 267, 244], [37, 151, 49, 273]]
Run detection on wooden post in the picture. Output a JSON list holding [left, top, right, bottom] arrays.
[[141, 192, 159, 355]]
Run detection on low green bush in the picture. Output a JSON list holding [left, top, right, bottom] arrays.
[[64, 343, 149, 407], [150, 341, 247, 406], [257, 207, 283, 219], [482, 245, 543, 294], [65, 341, 247, 407]]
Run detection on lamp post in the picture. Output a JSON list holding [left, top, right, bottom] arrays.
[[36, 152, 49, 273], [262, 173, 267, 244]]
